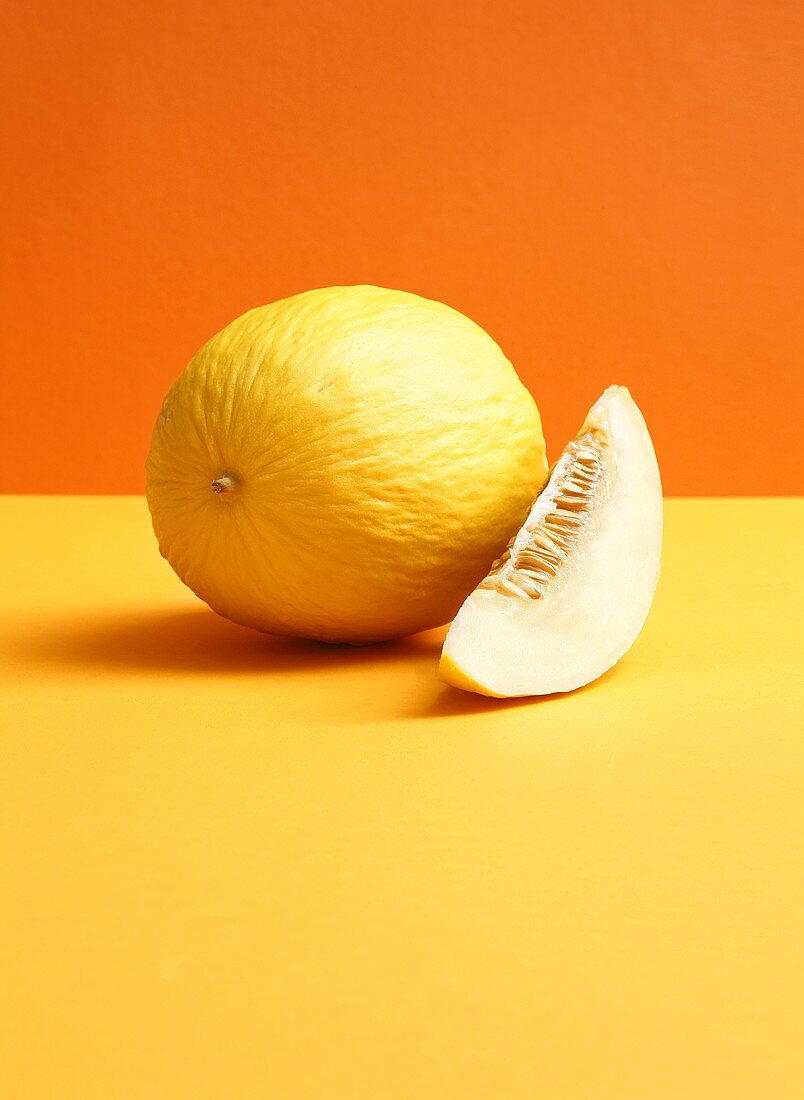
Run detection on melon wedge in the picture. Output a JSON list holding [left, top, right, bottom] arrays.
[[439, 386, 662, 697]]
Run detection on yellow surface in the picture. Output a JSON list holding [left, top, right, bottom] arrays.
[[1, 496, 802, 1099]]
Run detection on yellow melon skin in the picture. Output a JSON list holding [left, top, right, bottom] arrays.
[[146, 286, 547, 643]]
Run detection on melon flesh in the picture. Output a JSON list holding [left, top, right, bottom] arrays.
[[439, 386, 662, 697]]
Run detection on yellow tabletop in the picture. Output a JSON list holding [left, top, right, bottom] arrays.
[[1, 497, 802, 1099]]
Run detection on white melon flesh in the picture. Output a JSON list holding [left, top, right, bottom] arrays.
[[440, 386, 662, 697]]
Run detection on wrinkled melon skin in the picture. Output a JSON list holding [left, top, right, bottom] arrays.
[[146, 286, 547, 643]]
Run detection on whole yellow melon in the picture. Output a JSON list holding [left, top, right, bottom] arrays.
[[146, 286, 547, 642]]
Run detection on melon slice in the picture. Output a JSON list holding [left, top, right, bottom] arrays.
[[439, 386, 662, 697]]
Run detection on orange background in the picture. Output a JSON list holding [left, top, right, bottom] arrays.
[[2, 0, 801, 495]]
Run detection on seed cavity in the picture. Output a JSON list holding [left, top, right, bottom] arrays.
[[480, 430, 607, 601]]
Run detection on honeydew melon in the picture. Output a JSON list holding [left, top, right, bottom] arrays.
[[146, 286, 547, 643], [439, 386, 662, 697]]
